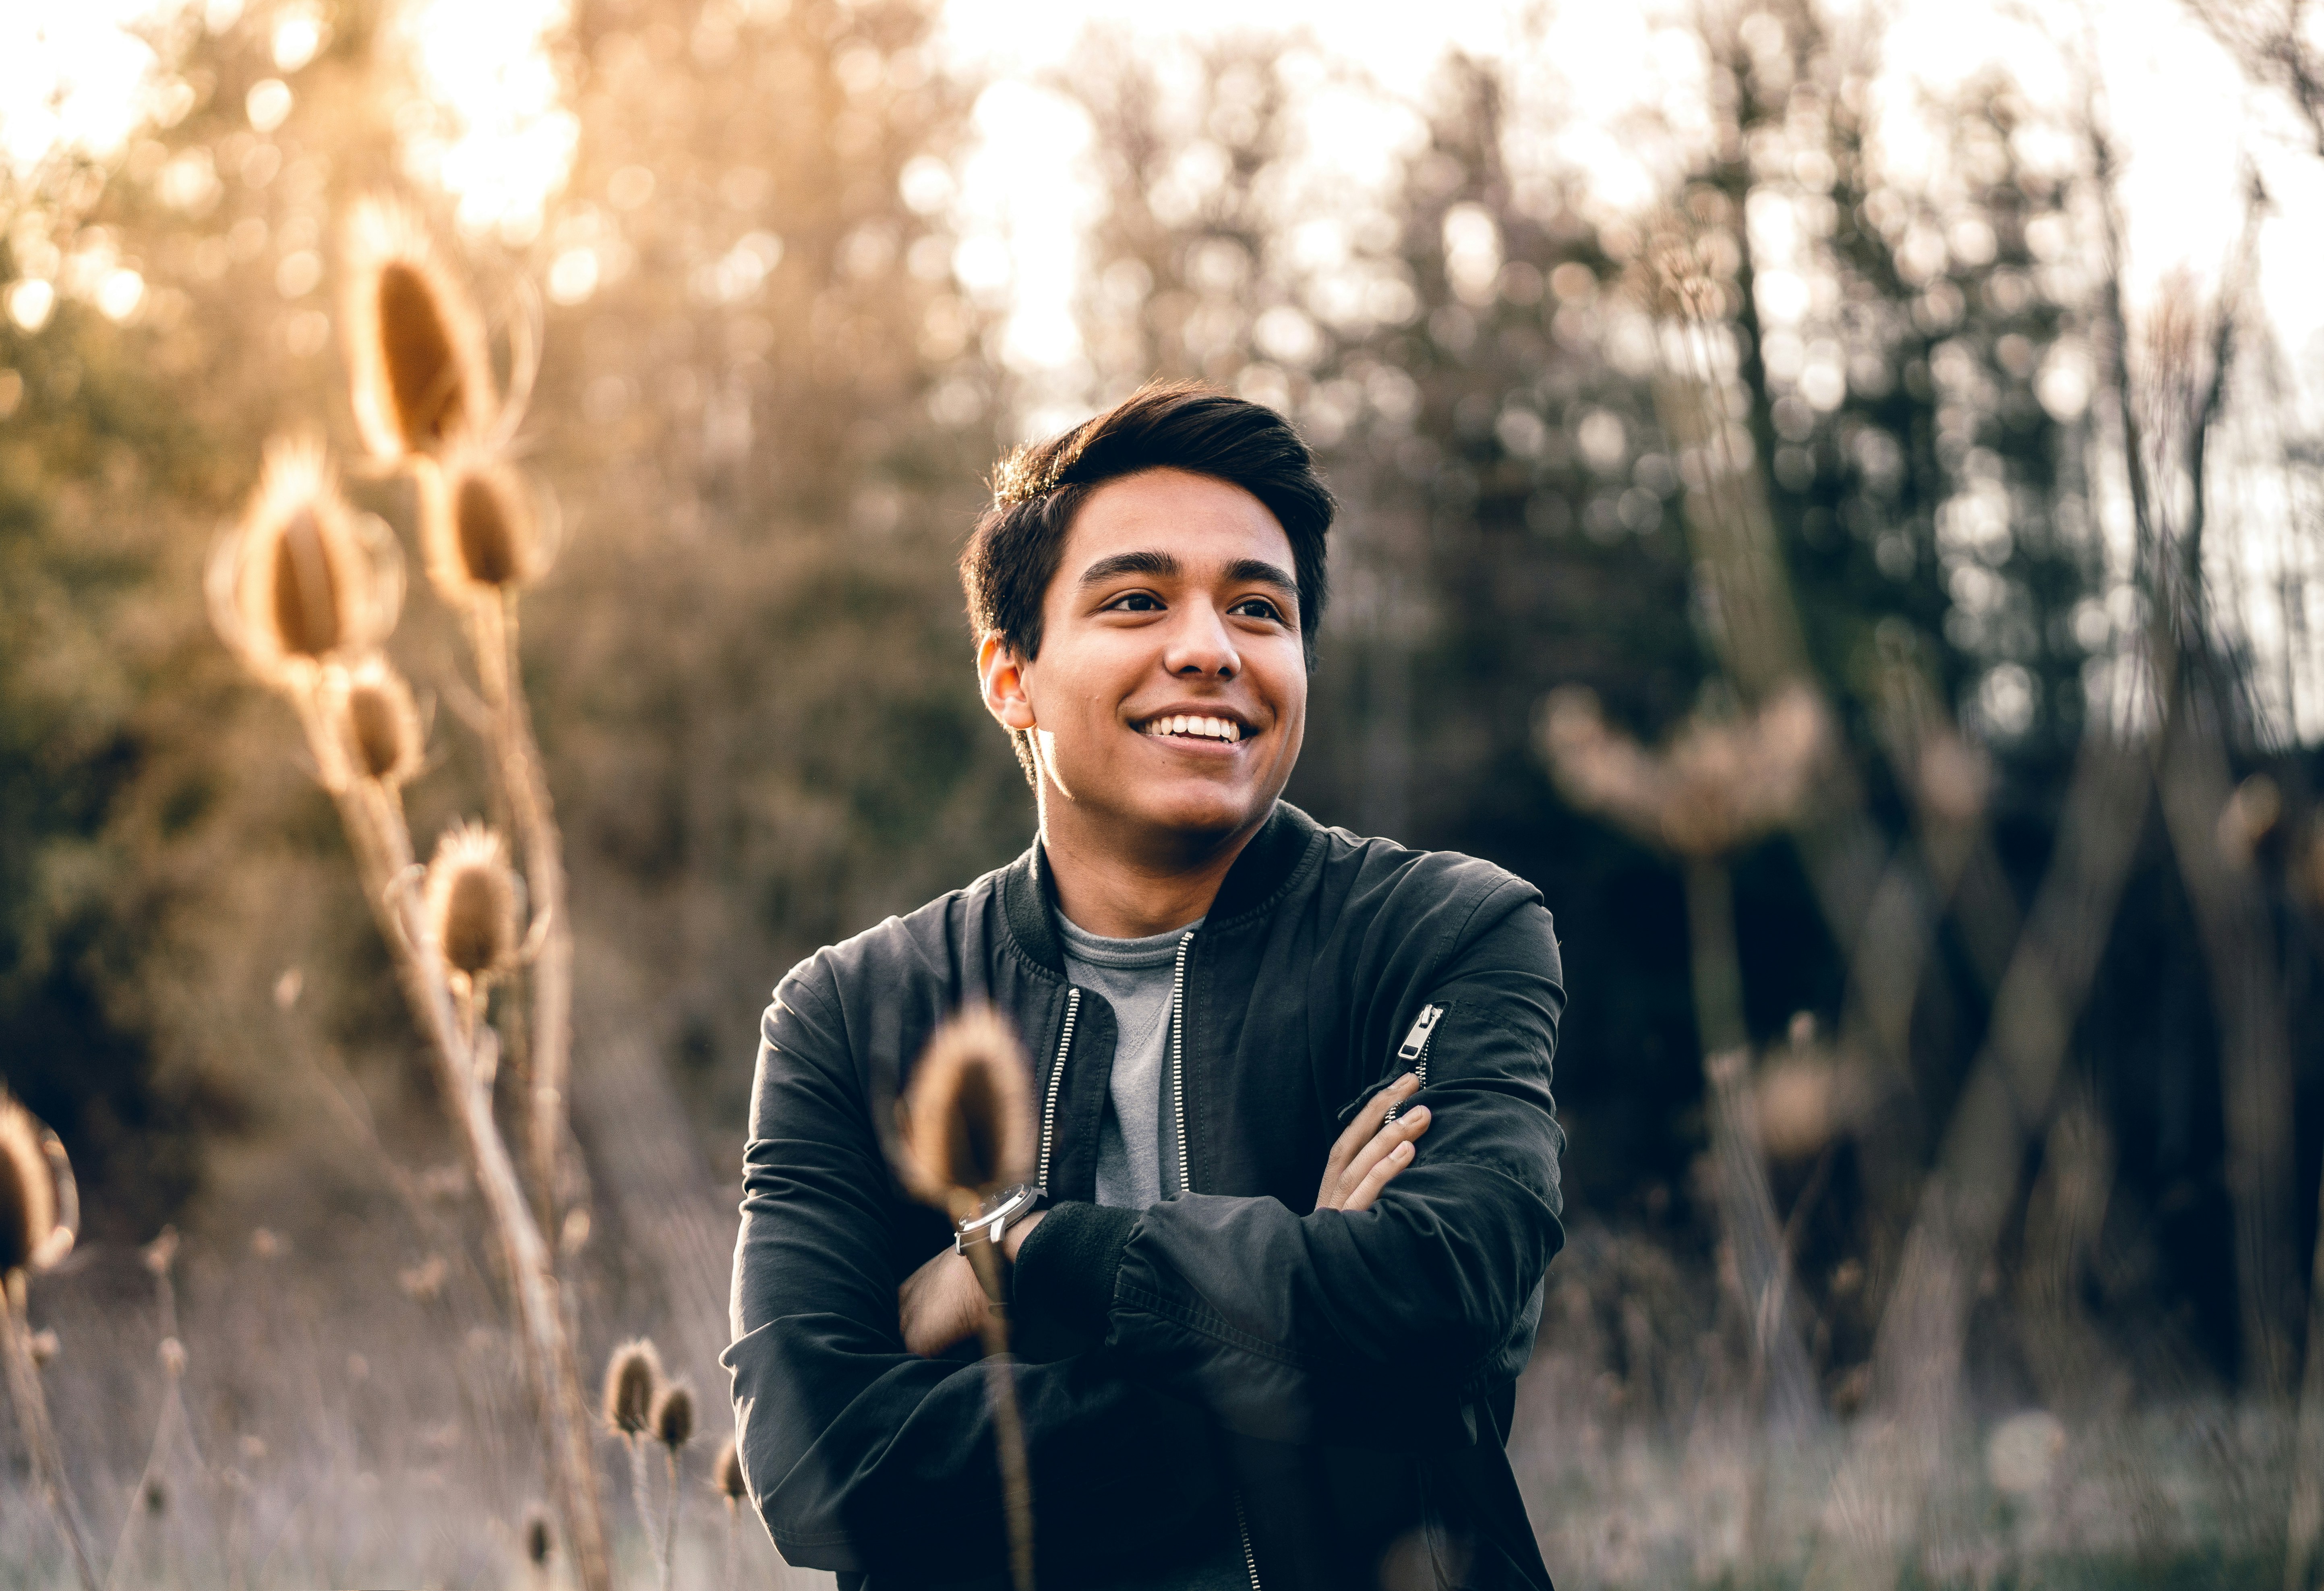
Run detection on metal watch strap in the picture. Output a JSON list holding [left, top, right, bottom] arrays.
[[953, 1181, 1047, 1256]]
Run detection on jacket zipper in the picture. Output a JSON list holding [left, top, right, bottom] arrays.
[[1167, 932, 1260, 1590], [1036, 987, 1079, 1191], [1168, 930, 1195, 1197], [1384, 1003, 1445, 1121], [1233, 1491, 1262, 1590]]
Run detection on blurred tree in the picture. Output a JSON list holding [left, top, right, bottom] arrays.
[[532, 0, 1024, 1125], [1065, 37, 1714, 1222], [0, 2, 424, 1236], [1057, 1, 2293, 1403]]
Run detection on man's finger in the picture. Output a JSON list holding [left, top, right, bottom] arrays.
[[1322, 1073, 1419, 1196], [1334, 1105, 1430, 1208], [1341, 1139, 1416, 1213]]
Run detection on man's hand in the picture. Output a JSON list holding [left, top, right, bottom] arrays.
[[1316, 1072, 1431, 1212], [897, 1211, 1049, 1357]]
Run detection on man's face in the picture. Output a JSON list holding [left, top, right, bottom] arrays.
[[981, 467, 1308, 855]]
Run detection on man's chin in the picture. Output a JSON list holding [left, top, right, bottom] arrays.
[[1131, 785, 1274, 846], [1062, 778, 1268, 851]]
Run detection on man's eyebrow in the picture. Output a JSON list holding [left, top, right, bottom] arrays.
[[1223, 558, 1298, 597], [1076, 549, 1181, 587], [1074, 549, 1298, 604]]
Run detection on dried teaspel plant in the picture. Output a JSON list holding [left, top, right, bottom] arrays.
[[420, 440, 552, 604], [321, 655, 425, 790], [0, 1096, 93, 1591], [206, 192, 611, 1591], [207, 439, 402, 688], [344, 195, 497, 461], [652, 1382, 695, 1591], [896, 1004, 1037, 1221], [424, 822, 523, 990], [895, 1008, 1040, 1591], [603, 1338, 662, 1438], [653, 1382, 695, 1452], [1541, 682, 1830, 859], [0, 1098, 60, 1278]]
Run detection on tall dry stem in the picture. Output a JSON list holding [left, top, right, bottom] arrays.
[[0, 1098, 96, 1591], [1800, 737, 2152, 1591], [212, 461, 611, 1589], [106, 1233, 197, 1591], [895, 1007, 1039, 1591], [1540, 687, 1825, 1492], [418, 440, 576, 1233], [714, 1436, 746, 1591], [604, 1336, 662, 1558], [654, 1381, 695, 1591]]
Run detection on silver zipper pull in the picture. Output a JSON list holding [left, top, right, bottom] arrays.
[[1397, 1003, 1444, 1062]]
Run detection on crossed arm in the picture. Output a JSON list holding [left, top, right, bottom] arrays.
[[897, 1072, 1435, 1356], [729, 898, 1560, 1574]]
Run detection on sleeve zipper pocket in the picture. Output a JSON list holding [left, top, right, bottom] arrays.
[[1384, 1003, 1444, 1120]]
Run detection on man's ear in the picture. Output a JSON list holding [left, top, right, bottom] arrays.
[[977, 633, 1038, 732]]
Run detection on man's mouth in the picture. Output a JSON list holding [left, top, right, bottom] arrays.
[[1138, 714, 1248, 744]]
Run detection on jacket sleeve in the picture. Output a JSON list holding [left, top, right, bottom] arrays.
[[1011, 880, 1566, 1450], [724, 961, 1229, 1579]]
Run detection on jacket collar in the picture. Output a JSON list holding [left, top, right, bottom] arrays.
[[1002, 801, 1322, 976]]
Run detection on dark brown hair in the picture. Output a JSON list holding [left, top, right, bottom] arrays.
[[961, 381, 1333, 665]]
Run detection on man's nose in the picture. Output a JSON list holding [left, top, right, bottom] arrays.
[[1162, 602, 1240, 678]]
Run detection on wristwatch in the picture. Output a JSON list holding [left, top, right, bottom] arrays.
[[954, 1181, 1047, 1258]]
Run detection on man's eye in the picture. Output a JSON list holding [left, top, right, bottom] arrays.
[[1106, 592, 1163, 612], [1230, 598, 1285, 622]]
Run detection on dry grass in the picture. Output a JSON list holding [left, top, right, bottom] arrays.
[[0, 1239, 818, 1591], [0, 1220, 2281, 1590]]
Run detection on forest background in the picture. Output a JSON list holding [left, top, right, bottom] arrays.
[[8, 0, 2324, 1585]]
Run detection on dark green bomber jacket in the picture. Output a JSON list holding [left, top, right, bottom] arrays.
[[724, 801, 1567, 1591]]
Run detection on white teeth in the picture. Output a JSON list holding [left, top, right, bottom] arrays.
[[1142, 715, 1247, 741]]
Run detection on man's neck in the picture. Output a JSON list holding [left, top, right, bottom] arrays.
[[1037, 793, 1271, 940]]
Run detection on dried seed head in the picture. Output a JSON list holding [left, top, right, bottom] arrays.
[[897, 1005, 1035, 1217], [1628, 211, 1730, 323], [419, 441, 548, 602], [1755, 1058, 1838, 1161], [523, 1508, 553, 1566], [1915, 728, 1992, 828], [1540, 683, 1828, 859], [2218, 773, 2283, 869], [0, 1096, 61, 1278], [143, 1225, 180, 1277], [322, 656, 424, 789], [1538, 688, 1671, 848], [653, 1381, 695, 1450], [713, 1436, 745, 1502], [397, 1254, 447, 1301], [344, 196, 495, 460], [603, 1338, 661, 1437], [423, 822, 521, 985], [209, 439, 400, 687]]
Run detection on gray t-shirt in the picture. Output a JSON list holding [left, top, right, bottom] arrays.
[[1056, 912, 1249, 1591], [1056, 913, 1201, 1210]]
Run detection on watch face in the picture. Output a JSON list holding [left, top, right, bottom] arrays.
[[971, 1183, 1032, 1228]]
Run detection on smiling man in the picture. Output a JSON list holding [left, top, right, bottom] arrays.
[[726, 384, 1567, 1591]]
